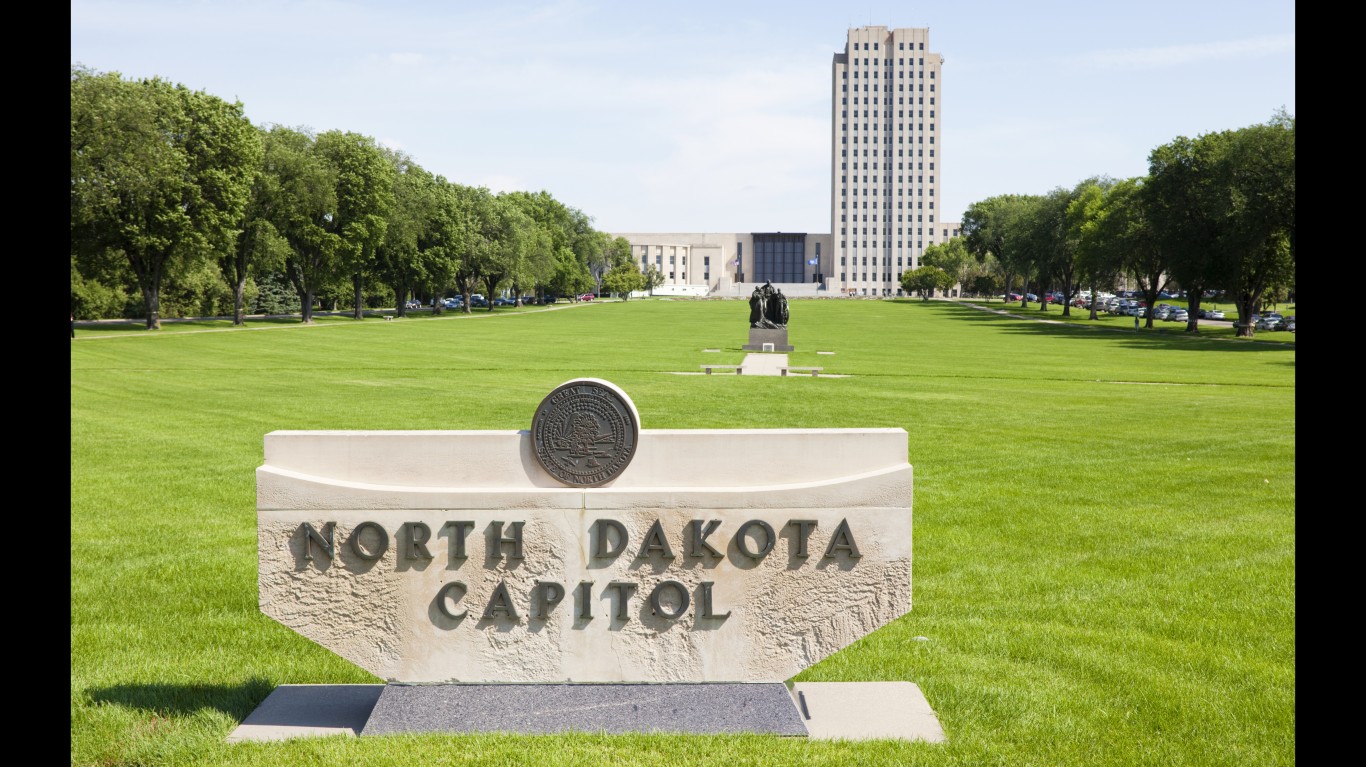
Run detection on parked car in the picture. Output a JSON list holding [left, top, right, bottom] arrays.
[[469, 296, 488, 307], [1254, 312, 1284, 330], [1003, 292, 1023, 301], [493, 296, 515, 306], [1199, 308, 1225, 320], [519, 296, 536, 305], [1283, 316, 1295, 332], [1169, 309, 1189, 323], [1154, 307, 1173, 320], [404, 299, 423, 310], [579, 293, 595, 301], [539, 295, 559, 304]]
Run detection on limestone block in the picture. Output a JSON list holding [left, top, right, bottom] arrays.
[[258, 428, 913, 683]]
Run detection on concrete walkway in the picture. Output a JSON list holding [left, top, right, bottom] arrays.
[[739, 353, 788, 376]]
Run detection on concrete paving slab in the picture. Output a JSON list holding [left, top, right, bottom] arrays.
[[738, 353, 788, 376], [790, 682, 946, 742], [360, 683, 808, 736], [227, 684, 383, 743]]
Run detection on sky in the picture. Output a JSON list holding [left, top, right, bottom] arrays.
[[70, 0, 1295, 234]]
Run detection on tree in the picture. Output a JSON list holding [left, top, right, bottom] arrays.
[[919, 237, 970, 296], [374, 150, 438, 317], [601, 263, 645, 298], [1146, 133, 1232, 333], [256, 125, 341, 323], [71, 65, 261, 329], [221, 126, 290, 325], [1011, 193, 1064, 312], [643, 264, 665, 295], [222, 217, 289, 325], [479, 194, 539, 310], [1221, 112, 1295, 337], [448, 184, 496, 313], [501, 192, 559, 305], [1071, 177, 1123, 321], [900, 266, 954, 301], [314, 131, 395, 320], [548, 246, 594, 300], [961, 195, 1032, 304], [602, 238, 645, 299]]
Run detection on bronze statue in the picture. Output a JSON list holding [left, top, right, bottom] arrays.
[[748, 282, 788, 329]]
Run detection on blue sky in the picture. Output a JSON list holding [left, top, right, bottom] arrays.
[[71, 0, 1295, 234]]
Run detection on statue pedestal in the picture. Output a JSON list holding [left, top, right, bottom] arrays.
[[744, 328, 793, 351]]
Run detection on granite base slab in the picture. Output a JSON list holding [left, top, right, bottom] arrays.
[[226, 684, 383, 742], [360, 683, 807, 736], [791, 681, 947, 742], [227, 682, 946, 742], [742, 327, 794, 351]]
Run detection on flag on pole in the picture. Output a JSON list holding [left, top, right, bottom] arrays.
[[807, 258, 819, 265], [733, 258, 740, 266]]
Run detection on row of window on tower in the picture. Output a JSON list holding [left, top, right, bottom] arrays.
[[842, 109, 935, 119], [842, 96, 936, 108], [850, 40, 928, 51], [845, 68, 935, 79], [842, 82, 936, 93]]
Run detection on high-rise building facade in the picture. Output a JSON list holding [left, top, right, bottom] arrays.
[[612, 25, 961, 299], [832, 26, 950, 297]]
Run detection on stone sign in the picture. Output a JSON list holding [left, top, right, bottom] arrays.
[[257, 379, 913, 684]]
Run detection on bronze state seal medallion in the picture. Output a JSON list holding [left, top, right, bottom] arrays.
[[531, 379, 640, 487]]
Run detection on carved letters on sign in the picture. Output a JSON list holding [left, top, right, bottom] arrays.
[[295, 516, 862, 625]]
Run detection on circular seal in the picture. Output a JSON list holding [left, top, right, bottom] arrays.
[[531, 379, 640, 487]]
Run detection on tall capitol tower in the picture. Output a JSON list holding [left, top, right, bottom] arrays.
[[831, 26, 948, 297]]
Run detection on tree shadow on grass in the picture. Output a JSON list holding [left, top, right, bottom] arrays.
[[86, 677, 277, 721], [898, 300, 1297, 356]]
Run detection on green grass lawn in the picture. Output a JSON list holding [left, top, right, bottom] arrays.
[[71, 298, 1295, 767]]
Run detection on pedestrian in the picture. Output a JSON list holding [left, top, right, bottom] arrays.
[[1133, 312, 1139, 332], [71, 312, 75, 339]]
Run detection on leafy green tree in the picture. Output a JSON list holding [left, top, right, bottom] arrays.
[[222, 218, 289, 324], [255, 126, 342, 323], [549, 246, 594, 300], [1009, 194, 1063, 312], [477, 194, 538, 310], [221, 125, 292, 325], [900, 266, 954, 300], [501, 192, 560, 305], [1146, 132, 1231, 332], [601, 264, 644, 298], [449, 184, 497, 313], [1221, 112, 1295, 337], [71, 65, 261, 329], [314, 131, 395, 320], [416, 179, 470, 315], [919, 237, 970, 295], [1071, 177, 1123, 320], [374, 150, 438, 317], [643, 264, 665, 295], [967, 269, 1004, 299], [497, 189, 607, 301], [584, 231, 627, 295], [961, 195, 1031, 304]]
